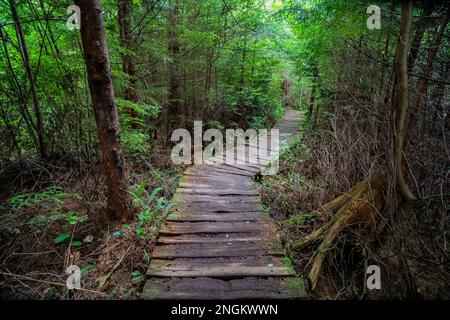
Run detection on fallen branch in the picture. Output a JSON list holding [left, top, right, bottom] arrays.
[[97, 247, 131, 291], [0, 271, 107, 296]]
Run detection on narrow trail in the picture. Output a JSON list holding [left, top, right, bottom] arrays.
[[143, 109, 305, 299]]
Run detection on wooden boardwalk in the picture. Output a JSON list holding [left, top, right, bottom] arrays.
[[143, 109, 305, 299]]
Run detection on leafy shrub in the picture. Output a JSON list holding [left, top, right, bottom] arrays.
[[127, 182, 175, 239], [8, 186, 68, 209]]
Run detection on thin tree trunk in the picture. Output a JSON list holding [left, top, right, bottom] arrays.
[[378, 33, 390, 102], [308, 84, 316, 120], [117, 0, 138, 102], [166, 2, 182, 144], [9, 0, 48, 159], [0, 25, 37, 145], [299, 86, 303, 110], [76, 0, 131, 222], [117, 0, 140, 130], [408, 7, 449, 131], [38, 0, 61, 57], [393, 1, 416, 202], [240, 35, 247, 90], [430, 59, 449, 134], [408, 4, 434, 73]]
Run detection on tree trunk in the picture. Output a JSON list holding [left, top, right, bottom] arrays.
[[393, 1, 416, 202], [408, 7, 449, 131], [308, 84, 316, 121], [76, 0, 131, 222], [378, 33, 390, 103], [408, 4, 434, 73], [117, 0, 138, 102], [38, 0, 61, 57], [240, 35, 247, 90], [430, 59, 449, 134], [0, 25, 37, 146], [117, 0, 140, 130], [9, 0, 48, 159], [166, 2, 182, 145]]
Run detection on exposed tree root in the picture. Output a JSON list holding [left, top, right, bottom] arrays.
[[289, 172, 385, 292]]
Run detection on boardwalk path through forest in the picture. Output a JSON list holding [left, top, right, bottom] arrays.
[[143, 109, 306, 299]]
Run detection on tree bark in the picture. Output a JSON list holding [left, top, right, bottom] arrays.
[[408, 7, 449, 131], [378, 33, 390, 102], [430, 59, 449, 134], [0, 25, 37, 146], [408, 4, 434, 73], [240, 35, 247, 89], [393, 1, 416, 202], [165, 2, 182, 145], [308, 84, 316, 121], [76, 0, 131, 222], [9, 0, 48, 159], [117, 0, 138, 102]]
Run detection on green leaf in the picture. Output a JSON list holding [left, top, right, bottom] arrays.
[[164, 202, 176, 213], [147, 187, 163, 204], [80, 263, 96, 276], [112, 230, 125, 237], [55, 233, 71, 244]]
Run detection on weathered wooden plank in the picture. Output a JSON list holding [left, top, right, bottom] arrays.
[[186, 167, 255, 178], [166, 211, 263, 222], [223, 163, 261, 173], [142, 277, 306, 300], [151, 242, 284, 258], [177, 188, 258, 196], [157, 233, 267, 244], [159, 221, 270, 235], [208, 167, 256, 177], [147, 256, 295, 278], [178, 182, 252, 189], [175, 196, 260, 205], [176, 202, 263, 213]]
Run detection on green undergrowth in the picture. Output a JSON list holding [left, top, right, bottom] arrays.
[[257, 122, 331, 297]]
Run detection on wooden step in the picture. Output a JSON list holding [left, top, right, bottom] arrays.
[[159, 221, 271, 235], [176, 202, 264, 213], [142, 277, 306, 300], [176, 194, 260, 202], [157, 233, 268, 244], [151, 241, 284, 259], [147, 256, 295, 278], [177, 188, 258, 196], [178, 182, 252, 189], [166, 211, 264, 222]]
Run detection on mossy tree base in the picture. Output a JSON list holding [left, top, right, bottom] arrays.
[[289, 172, 385, 291]]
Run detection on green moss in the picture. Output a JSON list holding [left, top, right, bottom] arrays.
[[286, 277, 306, 298], [269, 238, 284, 252], [172, 193, 180, 203], [143, 286, 159, 299], [168, 212, 181, 220], [282, 212, 314, 229], [283, 256, 295, 274]]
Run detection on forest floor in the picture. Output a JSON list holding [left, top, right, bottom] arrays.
[[0, 153, 181, 299]]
